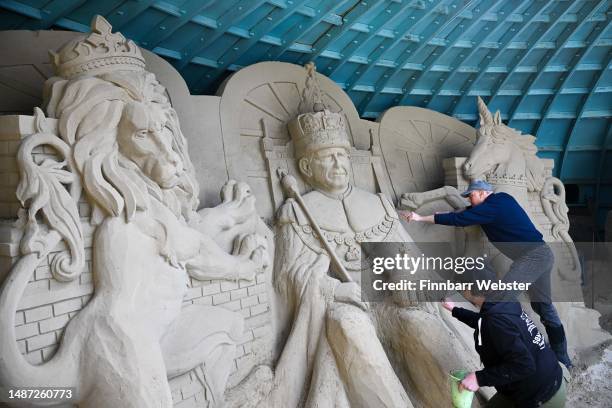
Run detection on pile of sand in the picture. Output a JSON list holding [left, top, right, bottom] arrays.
[[566, 343, 612, 407], [565, 255, 612, 406]]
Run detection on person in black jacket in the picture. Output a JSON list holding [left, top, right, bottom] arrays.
[[442, 292, 566, 408]]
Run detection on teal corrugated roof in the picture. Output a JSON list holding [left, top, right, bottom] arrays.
[[1, 0, 611, 230]]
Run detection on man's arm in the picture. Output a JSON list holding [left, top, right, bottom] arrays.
[[398, 211, 435, 223], [451, 306, 480, 329], [475, 317, 537, 387], [434, 199, 497, 227], [398, 200, 498, 226]]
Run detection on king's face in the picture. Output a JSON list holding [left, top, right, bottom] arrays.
[[305, 147, 351, 194]]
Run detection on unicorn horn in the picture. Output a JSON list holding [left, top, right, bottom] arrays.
[[477, 96, 494, 126]]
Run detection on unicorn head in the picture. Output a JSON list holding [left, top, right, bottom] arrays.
[[463, 97, 545, 191]]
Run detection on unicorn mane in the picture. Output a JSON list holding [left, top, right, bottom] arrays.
[[477, 97, 546, 191]]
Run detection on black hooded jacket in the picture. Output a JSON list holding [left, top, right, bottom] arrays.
[[452, 302, 562, 407]]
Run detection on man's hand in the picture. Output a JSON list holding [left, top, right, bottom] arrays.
[[459, 372, 479, 392], [398, 211, 435, 223], [442, 298, 455, 312], [334, 282, 368, 311], [398, 210, 419, 222]]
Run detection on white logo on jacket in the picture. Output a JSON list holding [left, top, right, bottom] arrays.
[[520, 311, 545, 350]]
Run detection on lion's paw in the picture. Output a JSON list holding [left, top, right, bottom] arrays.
[[217, 180, 257, 228], [233, 233, 269, 280], [221, 180, 255, 209], [400, 192, 422, 210]]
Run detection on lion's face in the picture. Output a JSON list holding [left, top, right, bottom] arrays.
[[118, 101, 184, 189]]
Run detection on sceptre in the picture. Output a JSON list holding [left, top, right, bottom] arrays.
[[277, 168, 353, 283]]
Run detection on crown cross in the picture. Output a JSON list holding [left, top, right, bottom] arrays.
[[288, 63, 351, 157]]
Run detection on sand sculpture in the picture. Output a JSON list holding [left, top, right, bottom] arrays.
[[0, 15, 609, 408], [0, 16, 268, 407], [400, 98, 611, 353], [262, 63, 490, 408]]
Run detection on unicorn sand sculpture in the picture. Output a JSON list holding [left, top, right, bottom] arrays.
[[401, 96, 611, 356]]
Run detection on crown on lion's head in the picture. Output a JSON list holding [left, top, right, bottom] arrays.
[[50, 15, 146, 79], [44, 17, 199, 223]]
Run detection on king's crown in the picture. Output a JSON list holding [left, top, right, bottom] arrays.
[[288, 63, 350, 158]]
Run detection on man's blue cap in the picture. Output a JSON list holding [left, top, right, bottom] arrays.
[[461, 180, 494, 197]]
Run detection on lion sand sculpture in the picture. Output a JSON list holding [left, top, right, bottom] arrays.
[[0, 16, 268, 407]]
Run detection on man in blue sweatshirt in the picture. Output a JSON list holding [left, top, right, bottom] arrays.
[[441, 293, 566, 407], [400, 180, 572, 368]]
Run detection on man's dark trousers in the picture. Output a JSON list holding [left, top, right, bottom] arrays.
[[480, 243, 572, 368]]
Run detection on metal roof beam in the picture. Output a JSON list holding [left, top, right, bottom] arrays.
[[426, 1, 527, 105], [505, 0, 605, 124], [595, 123, 612, 229], [174, 0, 267, 70], [398, 1, 514, 107], [296, 0, 386, 66], [106, 0, 157, 31], [324, 0, 416, 79], [328, 2, 438, 89], [20, 0, 87, 29], [0, 0, 42, 19], [558, 51, 612, 180], [191, 0, 311, 89], [426, 2, 529, 108], [449, 0, 555, 116], [258, 0, 352, 60], [486, 1, 576, 106], [426, 2, 572, 104], [523, 2, 610, 136], [138, 0, 217, 50], [356, 0, 470, 114]]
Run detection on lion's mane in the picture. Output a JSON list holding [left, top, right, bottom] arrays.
[[43, 71, 199, 224]]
